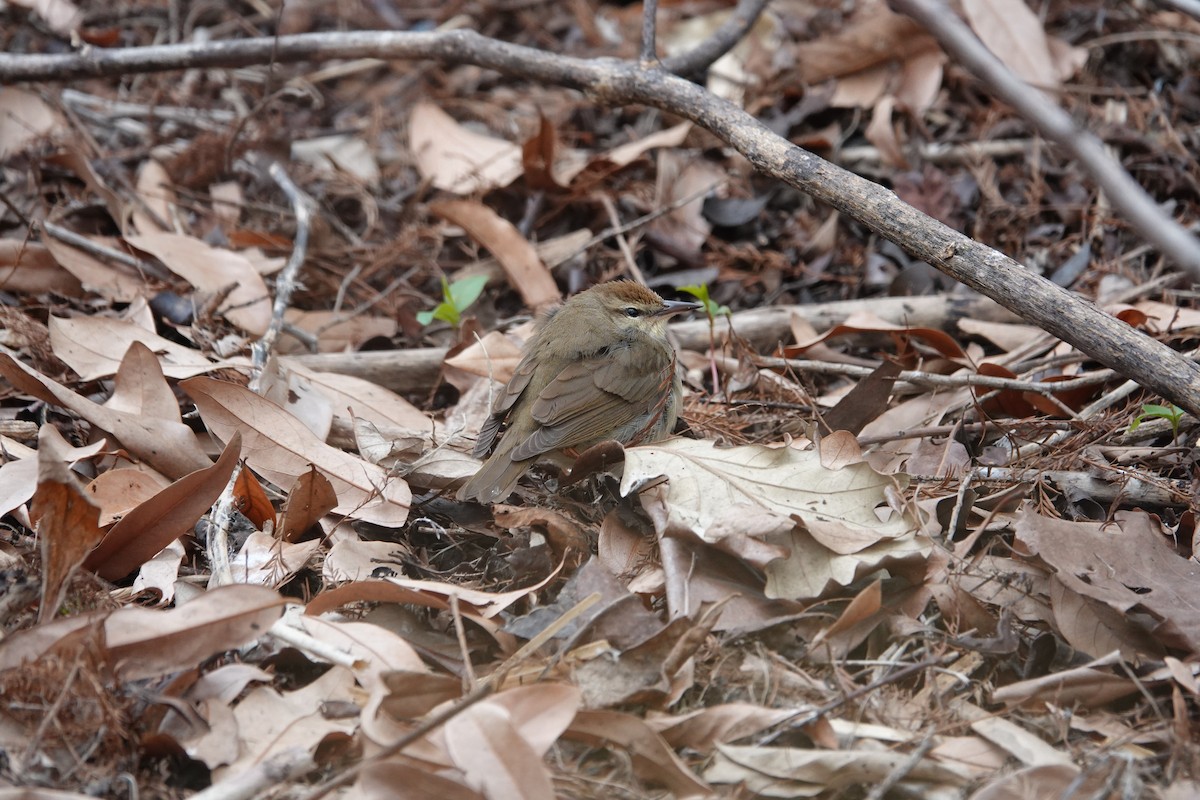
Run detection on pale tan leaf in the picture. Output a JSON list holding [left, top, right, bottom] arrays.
[[962, 0, 1058, 87], [131, 160, 174, 234], [292, 134, 380, 187], [49, 316, 227, 380], [183, 376, 411, 527], [127, 232, 272, 335], [278, 309, 398, 354], [410, 102, 523, 194], [85, 468, 171, 526], [285, 362, 434, 429], [41, 234, 145, 302], [212, 665, 358, 778], [445, 703, 556, 800], [621, 438, 915, 545], [0, 354, 211, 479], [597, 122, 693, 169], [443, 329, 525, 383], [0, 87, 65, 157]]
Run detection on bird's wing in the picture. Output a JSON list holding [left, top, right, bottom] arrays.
[[507, 345, 671, 461], [473, 353, 538, 457]]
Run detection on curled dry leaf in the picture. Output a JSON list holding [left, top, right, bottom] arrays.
[[0, 353, 211, 479], [32, 425, 106, 624], [444, 702, 557, 800], [83, 432, 241, 581], [565, 710, 712, 798], [0, 584, 286, 680], [183, 376, 410, 527]]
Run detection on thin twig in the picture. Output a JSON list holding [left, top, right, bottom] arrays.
[[660, 0, 771, 76], [248, 159, 314, 391], [639, 0, 659, 66], [756, 356, 1117, 396]]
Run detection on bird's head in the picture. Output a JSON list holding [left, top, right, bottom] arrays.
[[582, 280, 700, 338]]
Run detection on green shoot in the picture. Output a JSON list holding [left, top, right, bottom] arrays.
[[678, 283, 730, 321], [417, 274, 488, 328], [1129, 403, 1185, 437]]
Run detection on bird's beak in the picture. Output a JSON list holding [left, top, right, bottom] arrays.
[[655, 299, 702, 318]]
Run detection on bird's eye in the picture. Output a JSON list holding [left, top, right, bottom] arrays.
[[624, 307, 640, 318]]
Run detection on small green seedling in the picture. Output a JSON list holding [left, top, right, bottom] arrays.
[[679, 283, 730, 398], [417, 274, 488, 328], [678, 284, 730, 321], [1129, 402, 1186, 437]]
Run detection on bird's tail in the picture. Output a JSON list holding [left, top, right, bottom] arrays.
[[456, 448, 529, 504]]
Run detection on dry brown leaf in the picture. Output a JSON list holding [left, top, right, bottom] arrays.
[[183, 376, 410, 527], [648, 703, 794, 752], [0, 584, 285, 678], [1017, 509, 1200, 654], [707, 743, 970, 794], [278, 467, 337, 542], [430, 199, 560, 309], [444, 703, 556, 800], [210, 665, 358, 778], [969, 764, 1108, 800], [0, 353, 211, 479], [969, 716, 1073, 767], [128, 232, 271, 335], [356, 760, 484, 800], [565, 710, 712, 798], [0, 240, 83, 295], [104, 340, 183, 421], [410, 102, 523, 194], [650, 150, 722, 258], [31, 425, 106, 623], [41, 234, 144, 302], [83, 432, 241, 581]]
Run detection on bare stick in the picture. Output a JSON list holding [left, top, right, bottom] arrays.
[[640, 0, 659, 65]]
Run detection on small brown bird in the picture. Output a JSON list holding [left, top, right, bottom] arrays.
[[457, 281, 699, 504]]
